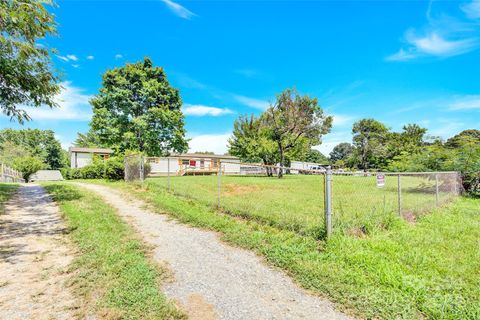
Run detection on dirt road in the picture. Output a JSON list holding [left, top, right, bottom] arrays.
[[0, 185, 75, 320], [77, 183, 352, 320]]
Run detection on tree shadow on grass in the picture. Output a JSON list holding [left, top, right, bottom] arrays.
[[45, 184, 84, 202]]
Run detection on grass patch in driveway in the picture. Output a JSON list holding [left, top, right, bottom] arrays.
[[43, 183, 184, 320], [88, 179, 480, 320], [0, 183, 18, 214]]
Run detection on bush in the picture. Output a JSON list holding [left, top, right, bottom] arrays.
[[12, 156, 45, 181], [62, 155, 126, 181], [80, 162, 105, 179], [104, 156, 124, 180]]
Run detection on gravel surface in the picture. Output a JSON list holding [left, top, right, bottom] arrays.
[[0, 185, 75, 320], [77, 183, 352, 320]]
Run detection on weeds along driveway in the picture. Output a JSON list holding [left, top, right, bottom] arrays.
[[0, 184, 75, 320], [75, 182, 352, 320]]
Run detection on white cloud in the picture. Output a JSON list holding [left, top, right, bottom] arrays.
[[183, 104, 234, 116], [56, 55, 69, 62], [448, 95, 480, 110], [387, 2, 480, 61], [86, 55, 95, 60], [388, 32, 478, 61], [72, 64, 80, 68], [428, 119, 466, 138], [115, 54, 123, 59], [332, 114, 355, 127], [233, 95, 270, 110], [313, 131, 352, 155], [160, 0, 195, 20], [462, 0, 480, 19], [188, 133, 231, 154], [21, 81, 92, 121], [411, 32, 477, 56], [66, 54, 78, 61]]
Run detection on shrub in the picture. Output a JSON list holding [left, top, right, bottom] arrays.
[[12, 156, 45, 181], [80, 162, 105, 179], [105, 156, 124, 180]]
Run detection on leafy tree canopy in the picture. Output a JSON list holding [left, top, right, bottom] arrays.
[[352, 118, 389, 170], [89, 57, 188, 156], [330, 142, 353, 163], [263, 88, 332, 177], [303, 149, 329, 164], [445, 129, 480, 148], [0, 0, 60, 123], [0, 128, 66, 169]]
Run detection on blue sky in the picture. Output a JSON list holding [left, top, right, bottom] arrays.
[[1, 0, 480, 154]]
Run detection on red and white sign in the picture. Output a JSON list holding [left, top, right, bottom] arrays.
[[376, 174, 385, 188]]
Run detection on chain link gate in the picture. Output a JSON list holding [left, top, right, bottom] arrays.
[[124, 154, 145, 182]]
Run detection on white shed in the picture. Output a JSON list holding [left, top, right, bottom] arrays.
[[69, 147, 114, 169]]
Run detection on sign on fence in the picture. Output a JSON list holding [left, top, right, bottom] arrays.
[[376, 174, 385, 188]]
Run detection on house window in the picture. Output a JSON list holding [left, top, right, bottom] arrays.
[[181, 159, 189, 165], [189, 159, 196, 167]]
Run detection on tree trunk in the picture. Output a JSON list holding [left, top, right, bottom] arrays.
[[278, 142, 284, 178]]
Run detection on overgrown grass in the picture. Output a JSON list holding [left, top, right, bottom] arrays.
[[0, 183, 18, 213], [90, 179, 480, 319], [43, 183, 185, 320], [146, 174, 455, 237]]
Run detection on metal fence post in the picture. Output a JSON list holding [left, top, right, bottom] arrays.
[[435, 173, 439, 206], [167, 157, 171, 192], [139, 155, 144, 183], [217, 160, 222, 208], [324, 167, 332, 239], [397, 174, 402, 216]]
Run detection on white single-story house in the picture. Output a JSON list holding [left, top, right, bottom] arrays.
[[69, 147, 114, 169], [147, 153, 241, 176]]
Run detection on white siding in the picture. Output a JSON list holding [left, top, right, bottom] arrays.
[[71, 152, 93, 169], [149, 158, 180, 174], [222, 160, 241, 173]]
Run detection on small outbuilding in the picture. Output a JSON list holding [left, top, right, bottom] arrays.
[[69, 147, 114, 169], [29, 170, 64, 182]]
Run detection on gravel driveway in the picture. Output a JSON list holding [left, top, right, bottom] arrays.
[[77, 183, 352, 320], [0, 185, 75, 320]]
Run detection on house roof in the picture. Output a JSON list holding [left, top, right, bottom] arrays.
[[69, 147, 114, 154]]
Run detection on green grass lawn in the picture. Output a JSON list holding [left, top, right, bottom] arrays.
[[0, 183, 18, 213], [87, 179, 480, 319], [147, 174, 455, 237], [43, 183, 185, 320]]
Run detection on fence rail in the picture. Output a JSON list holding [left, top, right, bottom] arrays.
[[124, 155, 463, 239], [0, 163, 24, 183]]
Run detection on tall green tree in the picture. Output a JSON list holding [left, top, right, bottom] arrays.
[[329, 142, 353, 163], [0, 0, 60, 123], [228, 114, 278, 176], [351, 118, 389, 169], [445, 129, 480, 148], [263, 88, 332, 177], [386, 124, 427, 159], [303, 149, 329, 164], [74, 131, 102, 148], [90, 58, 188, 156], [0, 128, 66, 169]]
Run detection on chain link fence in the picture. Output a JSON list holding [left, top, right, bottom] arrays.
[[0, 163, 24, 183], [125, 156, 463, 239]]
